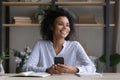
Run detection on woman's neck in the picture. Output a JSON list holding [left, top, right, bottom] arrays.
[[53, 38, 65, 54]]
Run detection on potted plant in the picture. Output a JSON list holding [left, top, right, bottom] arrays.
[[0, 50, 9, 75], [11, 46, 31, 73], [99, 53, 120, 72], [32, 5, 50, 23]]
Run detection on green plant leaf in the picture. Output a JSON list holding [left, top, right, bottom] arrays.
[[99, 53, 120, 67], [110, 53, 120, 67], [99, 53, 106, 63], [0, 50, 9, 60]]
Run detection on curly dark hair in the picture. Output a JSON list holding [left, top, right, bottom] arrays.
[[40, 8, 75, 41]]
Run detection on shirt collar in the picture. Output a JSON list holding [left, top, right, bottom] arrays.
[[49, 40, 66, 47]]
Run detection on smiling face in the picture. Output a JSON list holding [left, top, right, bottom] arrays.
[[52, 16, 70, 40]]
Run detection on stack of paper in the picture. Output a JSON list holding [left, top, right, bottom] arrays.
[[14, 71, 51, 77], [12, 16, 32, 24], [76, 72, 102, 77]]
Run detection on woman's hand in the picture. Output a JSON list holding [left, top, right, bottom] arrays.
[[46, 64, 79, 74], [56, 64, 79, 73], [46, 64, 61, 74]]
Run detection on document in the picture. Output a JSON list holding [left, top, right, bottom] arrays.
[[14, 71, 51, 77], [76, 72, 102, 77]]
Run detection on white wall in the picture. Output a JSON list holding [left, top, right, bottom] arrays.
[[9, 27, 41, 72], [8, 0, 114, 73]]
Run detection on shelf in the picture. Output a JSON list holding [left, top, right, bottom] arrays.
[[2, 1, 115, 6], [2, 2, 51, 6], [75, 24, 115, 27], [3, 24, 39, 27], [55, 1, 115, 6], [3, 23, 115, 27]]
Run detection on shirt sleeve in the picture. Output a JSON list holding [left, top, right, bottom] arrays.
[[75, 41, 96, 73], [22, 41, 47, 72]]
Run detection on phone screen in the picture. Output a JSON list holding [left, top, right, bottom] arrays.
[[54, 57, 64, 64]]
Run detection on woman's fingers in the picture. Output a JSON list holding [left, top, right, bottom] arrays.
[[57, 64, 78, 73], [49, 64, 77, 74]]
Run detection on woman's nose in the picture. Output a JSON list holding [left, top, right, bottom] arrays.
[[63, 25, 67, 28]]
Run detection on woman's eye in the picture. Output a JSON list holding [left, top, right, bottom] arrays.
[[66, 24, 70, 27], [58, 23, 64, 25], [57, 23, 70, 27]]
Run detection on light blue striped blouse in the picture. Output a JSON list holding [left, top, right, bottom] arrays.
[[23, 40, 96, 73]]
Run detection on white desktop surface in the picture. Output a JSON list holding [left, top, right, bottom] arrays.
[[1, 73, 120, 80]]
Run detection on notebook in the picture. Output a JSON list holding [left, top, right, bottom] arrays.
[[13, 71, 51, 77], [76, 72, 102, 77]]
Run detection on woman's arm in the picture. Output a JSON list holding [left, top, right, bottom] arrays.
[[22, 41, 47, 72], [75, 41, 96, 73]]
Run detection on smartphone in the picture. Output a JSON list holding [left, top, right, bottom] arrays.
[[54, 57, 64, 64]]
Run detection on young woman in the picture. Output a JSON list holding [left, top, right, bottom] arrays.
[[23, 8, 96, 74]]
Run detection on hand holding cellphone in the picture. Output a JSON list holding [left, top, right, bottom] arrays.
[[54, 57, 64, 64]]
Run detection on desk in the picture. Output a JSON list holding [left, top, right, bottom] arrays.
[[1, 73, 120, 80]]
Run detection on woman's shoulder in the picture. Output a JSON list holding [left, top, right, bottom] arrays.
[[35, 39, 50, 45], [67, 40, 79, 44], [66, 40, 81, 46]]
